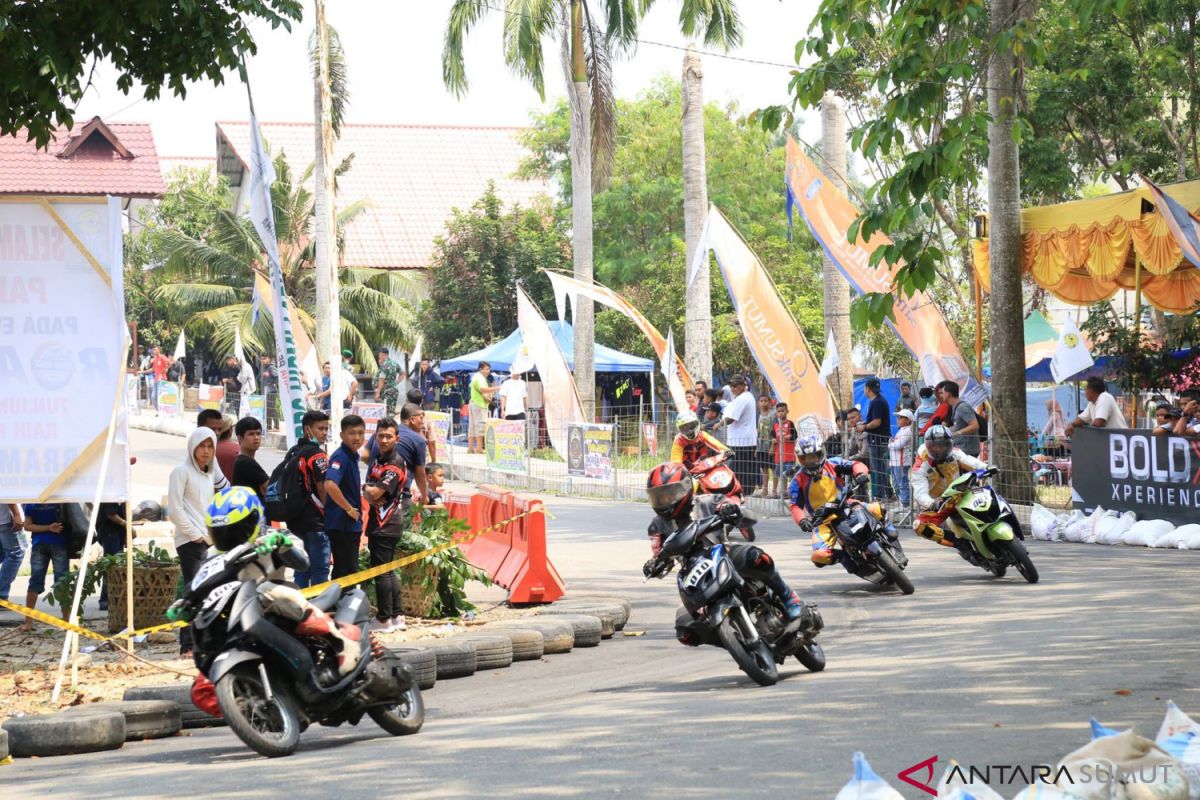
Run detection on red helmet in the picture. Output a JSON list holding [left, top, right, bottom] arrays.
[[646, 462, 694, 520]]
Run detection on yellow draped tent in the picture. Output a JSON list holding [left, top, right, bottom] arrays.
[[973, 180, 1200, 313]]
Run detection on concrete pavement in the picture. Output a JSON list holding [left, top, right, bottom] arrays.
[[5, 429, 1200, 798]]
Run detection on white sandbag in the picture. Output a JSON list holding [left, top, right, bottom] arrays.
[[935, 761, 1007, 800], [1059, 729, 1190, 800], [834, 752, 905, 800], [1123, 519, 1174, 548], [1063, 510, 1094, 543], [1094, 511, 1137, 545], [1033, 504, 1064, 541], [1156, 525, 1200, 549], [1156, 702, 1200, 800], [1175, 527, 1200, 551]]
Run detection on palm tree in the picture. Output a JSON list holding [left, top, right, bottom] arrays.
[[443, 0, 741, 416], [151, 150, 420, 374]]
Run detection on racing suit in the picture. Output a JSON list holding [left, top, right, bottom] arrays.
[[909, 444, 987, 546], [670, 431, 729, 470], [788, 458, 872, 566]]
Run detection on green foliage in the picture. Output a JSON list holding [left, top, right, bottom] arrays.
[[418, 184, 569, 358], [520, 79, 827, 372], [1081, 306, 1200, 393], [0, 1, 302, 147], [48, 544, 176, 611]]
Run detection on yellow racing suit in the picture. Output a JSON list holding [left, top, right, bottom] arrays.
[[909, 444, 987, 546]]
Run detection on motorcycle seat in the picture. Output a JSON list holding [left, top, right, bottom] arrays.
[[309, 584, 343, 613]]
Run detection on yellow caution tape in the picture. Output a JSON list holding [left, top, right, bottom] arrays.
[[0, 598, 110, 640]]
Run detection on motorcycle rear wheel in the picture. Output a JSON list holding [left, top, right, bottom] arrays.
[[367, 687, 425, 736], [995, 538, 1039, 583], [794, 641, 826, 672], [715, 616, 778, 687], [215, 664, 300, 758], [876, 551, 915, 595]]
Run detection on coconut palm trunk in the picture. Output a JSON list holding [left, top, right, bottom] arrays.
[[987, 0, 1031, 502], [820, 92, 854, 410], [682, 48, 712, 387], [565, 0, 595, 419], [313, 0, 342, 423]]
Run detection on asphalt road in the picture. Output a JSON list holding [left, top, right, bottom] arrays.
[[7, 429, 1200, 798]]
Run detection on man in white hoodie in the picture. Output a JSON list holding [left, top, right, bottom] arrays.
[[169, 427, 229, 655]]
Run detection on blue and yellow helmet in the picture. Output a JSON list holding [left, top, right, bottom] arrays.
[[206, 486, 265, 552]]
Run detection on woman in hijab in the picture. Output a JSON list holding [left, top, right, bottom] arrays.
[[1042, 398, 1066, 457], [168, 427, 229, 655]]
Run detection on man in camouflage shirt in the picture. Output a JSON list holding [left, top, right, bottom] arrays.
[[375, 348, 402, 415]]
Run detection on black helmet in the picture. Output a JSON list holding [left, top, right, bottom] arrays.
[[132, 500, 163, 522], [646, 462, 694, 520]]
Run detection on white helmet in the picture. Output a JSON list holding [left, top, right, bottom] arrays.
[[676, 410, 700, 439], [925, 424, 953, 463]]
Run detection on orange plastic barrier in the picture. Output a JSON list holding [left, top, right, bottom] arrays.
[[442, 486, 564, 605]]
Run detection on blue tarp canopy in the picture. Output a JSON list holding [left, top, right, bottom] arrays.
[[438, 321, 655, 374]]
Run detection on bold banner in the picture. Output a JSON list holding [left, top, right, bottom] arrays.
[[350, 401, 386, 435], [0, 197, 129, 501], [516, 285, 583, 458], [544, 270, 694, 404], [246, 93, 306, 447], [566, 423, 614, 481], [426, 411, 452, 448], [158, 382, 182, 417], [485, 418, 526, 473], [1072, 427, 1200, 526], [707, 207, 836, 438], [785, 138, 988, 409]]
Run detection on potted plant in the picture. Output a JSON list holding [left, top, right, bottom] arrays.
[[50, 544, 181, 634]]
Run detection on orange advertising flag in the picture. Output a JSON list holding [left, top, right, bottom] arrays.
[[785, 137, 988, 408], [707, 207, 837, 437]]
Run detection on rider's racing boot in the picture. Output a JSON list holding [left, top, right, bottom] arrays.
[[953, 539, 981, 567], [296, 607, 362, 676]]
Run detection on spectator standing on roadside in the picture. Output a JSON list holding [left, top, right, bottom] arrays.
[[398, 403, 430, 506], [859, 378, 893, 499], [921, 382, 952, 435], [499, 372, 528, 421], [894, 382, 918, 414], [324, 415, 366, 581], [219, 355, 241, 398], [18, 504, 69, 632], [1173, 390, 1199, 438], [1066, 377, 1128, 437], [722, 374, 759, 494], [889, 409, 915, 505], [364, 417, 408, 633], [375, 348, 402, 416], [339, 350, 359, 409], [756, 395, 775, 495], [258, 354, 278, 430], [915, 387, 938, 432], [843, 408, 868, 462], [214, 414, 239, 481], [411, 358, 445, 411], [685, 389, 699, 414], [468, 361, 498, 454], [95, 502, 128, 611], [288, 411, 331, 589], [426, 463, 446, 505], [232, 417, 269, 502], [942, 381, 982, 456], [168, 428, 228, 653], [770, 402, 798, 497], [1152, 403, 1179, 437], [0, 503, 25, 604]]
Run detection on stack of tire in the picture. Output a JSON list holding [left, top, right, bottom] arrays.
[[1, 698, 185, 758]]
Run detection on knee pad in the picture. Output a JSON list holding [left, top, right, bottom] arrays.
[[811, 547, 835, 567], [750, 547, 773, 568]]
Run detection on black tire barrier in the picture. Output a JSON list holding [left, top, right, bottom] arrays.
[[65, 700, 181, 741], [403, 638, 478, 680], [123, 684, 225, 729], [2, 710, 125, 757], [388, 646, 438, 691]]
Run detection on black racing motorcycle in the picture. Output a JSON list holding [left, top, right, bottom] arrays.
[[809, 473, 914, 595], [170, 542, 424, 757], [645, 507, 825, 687]]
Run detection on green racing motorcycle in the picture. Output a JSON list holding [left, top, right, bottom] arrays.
[[939, 467, 1039, 583]]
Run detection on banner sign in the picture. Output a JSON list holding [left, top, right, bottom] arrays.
[[198, 384, 225, 412], [485, 419, 526, 473], [350, 401, 386, 435], [642, 423, 658, 457], [785, 138, 988, 409], [516, 286, 583, 459], [566, 423, 615, 481], [1072, 427, 1200, 526], [242, 394, 266, 425], [125, 373, 140, 417], [426, 411, 452, 448], [0, 197, 129, 502], [158, 382, 181, 417]]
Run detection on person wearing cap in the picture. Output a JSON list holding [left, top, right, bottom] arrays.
[[722, 373, 760, 494], [857, 378, 893, 500], [375, 347, 402, 415], [894, 381, 918, 414], [888, 409, 915, 505]]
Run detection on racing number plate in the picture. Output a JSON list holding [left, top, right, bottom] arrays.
[[191, 553, 229, 590], [683, 558, 716, 589]]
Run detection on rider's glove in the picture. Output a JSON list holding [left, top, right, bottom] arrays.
[[643, 558, 668, 579], [254, 531, 291, 556], [798, 517, 816, 533], [166, 599, 194, 623]]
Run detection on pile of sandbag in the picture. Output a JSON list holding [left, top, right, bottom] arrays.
[[1029, 504, 1200, 549], [833, 702, 1200, 799]]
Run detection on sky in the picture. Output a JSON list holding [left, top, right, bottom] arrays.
[[72, 0, 823, 158]]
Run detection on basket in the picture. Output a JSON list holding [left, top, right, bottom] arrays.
[[399, 561, 440, 619], [105, 562, 182, 634]]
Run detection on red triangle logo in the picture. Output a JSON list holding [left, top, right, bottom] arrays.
[[897, 755, 939, 797]]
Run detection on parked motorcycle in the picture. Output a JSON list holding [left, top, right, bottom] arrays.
[[938, 467, 1038, 583], [810, 473, 914, 595], [645, 507, 825, 686], [170, 542, 424, 757], [689, 452, 757, 541]]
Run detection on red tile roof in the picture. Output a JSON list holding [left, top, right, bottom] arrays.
[[0, 117, 166, 198], [216, 121, 549, 270]]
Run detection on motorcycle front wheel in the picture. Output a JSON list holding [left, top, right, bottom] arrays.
[[994, 538, 1039, 584], [367, 686, 425, 736], [795, 641, 826, 672], [876, 550, 915, 595], [215, 664, 301, 758], [715, 616, 778, 687]]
